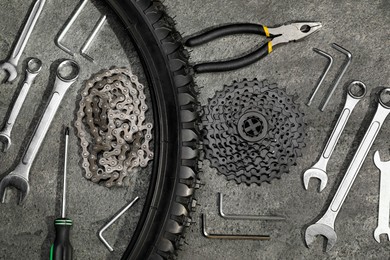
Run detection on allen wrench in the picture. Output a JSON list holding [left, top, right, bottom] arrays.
[[80, 15, 107, 62], [321, 43, 352, 111], [55, 0, 106, 61], [218, 193, 286, 221], [55, 0, 88, 56], [98, 197, 139, 252], [202, 214, 270, 240], [307, 48, 333, 106]]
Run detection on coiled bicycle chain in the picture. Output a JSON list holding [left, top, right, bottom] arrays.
[[202, 79, 305, 185], [75, 67, 153, 187]]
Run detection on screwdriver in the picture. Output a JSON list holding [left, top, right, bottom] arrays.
[[50, 127, 73, 260]]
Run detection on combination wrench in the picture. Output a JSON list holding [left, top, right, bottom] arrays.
[[0, 60, 79, 204], [373, 151, 390, 243], [0, 0, 46, 82], [0, 58, 42, 151], [305, 88, 390, 251], [303, 81, 366, 192]]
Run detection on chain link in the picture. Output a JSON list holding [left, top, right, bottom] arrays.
[[75, 67, 153, 187]]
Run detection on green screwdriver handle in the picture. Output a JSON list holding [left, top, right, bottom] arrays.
[[50, 218, 73, 260]]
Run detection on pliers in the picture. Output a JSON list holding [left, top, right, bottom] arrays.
[[184, 22, 322, 73]]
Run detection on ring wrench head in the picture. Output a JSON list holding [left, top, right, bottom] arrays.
[[26, 58, 42, 74], [57, 60, 80, 82], [378, 88, 390, 109], [347, 80, 367, 99], [0, 62, 18, 83], [51, 60, 80, 94]]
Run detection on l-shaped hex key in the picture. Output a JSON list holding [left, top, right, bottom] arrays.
[[98, 196, 139, 251], [202, 214, 270, 240], [218, 193, 286, 221]]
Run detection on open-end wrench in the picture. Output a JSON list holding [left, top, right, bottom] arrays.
[[0, 0, 46, 82], [0, 58, 42, 151], [373, 151, 390, 243], [303, 81, 366, 192], [0, 60, 79, 204], [305, 88, 390, 251]]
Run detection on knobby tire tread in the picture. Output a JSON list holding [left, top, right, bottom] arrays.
[[105, 0, 199, 259]]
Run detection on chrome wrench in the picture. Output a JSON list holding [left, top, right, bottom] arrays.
[[0, 58, 42, 151], [0, 60, 79, 204], [0, 0, 46, 82], [303, 81, 366, 192], [373, 151, 390, 242], [305, 88, 390, 251]]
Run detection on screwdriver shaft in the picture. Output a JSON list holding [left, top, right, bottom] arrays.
[[62, 127, 69, 218]]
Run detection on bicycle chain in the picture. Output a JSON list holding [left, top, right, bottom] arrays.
[[75, 67, 153, 187], [202, 79, 305, 185]]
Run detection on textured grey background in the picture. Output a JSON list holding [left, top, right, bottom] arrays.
[[0, 0, 389, 259]]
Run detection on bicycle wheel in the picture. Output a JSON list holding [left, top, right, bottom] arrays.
[[104, 0, 200, 259]]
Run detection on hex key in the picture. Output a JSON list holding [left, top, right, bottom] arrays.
[[55, 0, 89, 55], [202, 214, 270, 240], [218, 193, 286, 221], [307, 48, 334, 106], [321, 43, 352, 111], [80, 15, 107, 62], [98, 196, 139, 251]]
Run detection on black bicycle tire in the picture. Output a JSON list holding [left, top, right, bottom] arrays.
[[104, 0, 199, 259]]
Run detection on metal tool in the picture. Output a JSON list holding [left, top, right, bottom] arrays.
[[202, 214, 270, 240], [184, 22, 322, 73], [303, 81, 367, 192], [202, 79, 305, 185], [0, 58, 42, 151], [62, 127, 69, 219], [373, 151, 390, 243], [218, 193, 285, 221], [0, 0, 46, 82], [55, 0, 88, 55], [80, 15, 107, 62], [305, 88, 390, 251], [321, 43, 352, 111], [51, 127, 73, 260], [0, 60, 79, 204], [98, 197, 139, 251], [307, 48, 333, 106]]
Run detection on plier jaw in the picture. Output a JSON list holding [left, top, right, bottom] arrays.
[[268, 22, 322, 46]]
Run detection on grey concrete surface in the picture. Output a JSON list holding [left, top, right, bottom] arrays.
[[0, 0, 389, 259]]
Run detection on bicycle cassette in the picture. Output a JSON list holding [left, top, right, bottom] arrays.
[[75, 67, 153, 187], [202, 79, 305, 185]]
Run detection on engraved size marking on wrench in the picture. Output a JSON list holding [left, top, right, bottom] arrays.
[[0, 0, 46, 82], [304, 81, 366, 192], [0, 58, 42, 151], [0, 60, 79, 204], [373, 151, 390, 243], [305, 87, 390, 251]]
